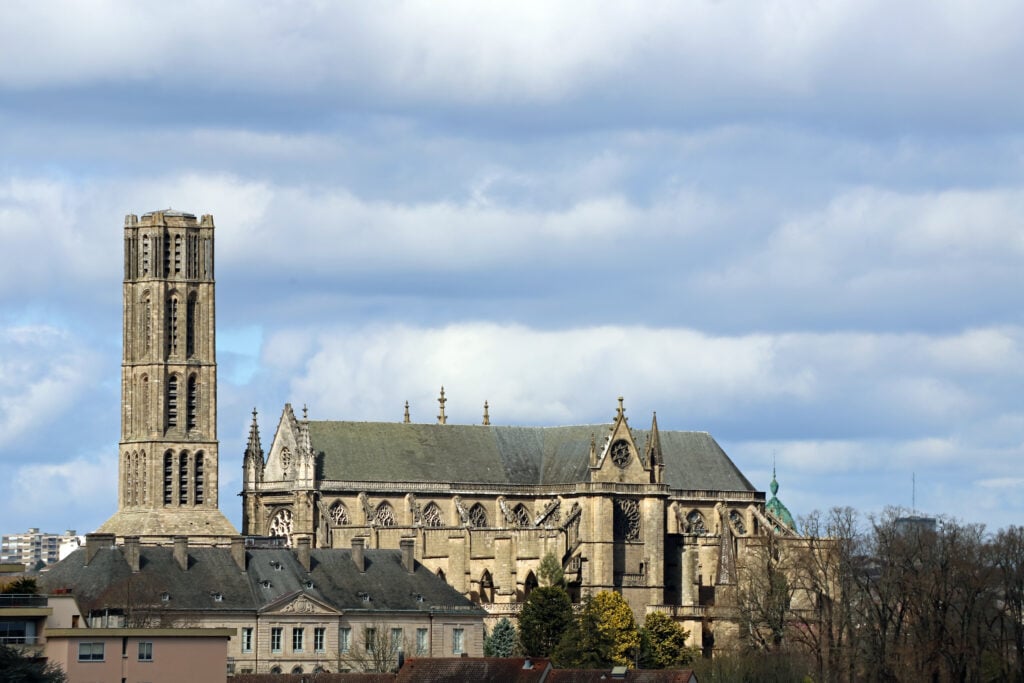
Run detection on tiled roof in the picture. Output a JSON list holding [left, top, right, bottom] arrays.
[[309, 422, 754, 492], [394, 657, 553, 682]]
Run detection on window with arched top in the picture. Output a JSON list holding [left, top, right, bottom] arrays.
[[186, 375, 198, 431], [166, 375, 178, 428], [686, 510, 707, 535], [178, 451, 189, 505], [141, 295, 152, 357], [524, 571, 538, 599], [139, 450, 147, 505], [163, 451, 173, 504], [142, 235, 151, 275], [186, 295, 197, 358], [269, 508, 293, 547], [468, 503, 488, 528], [174, 235, 182, 275], [480, 570, 494, 603], [162, 232, 170, 277], [166, 296, 179, 356], [194, 452, 204, 504], [139, 375, 149, 434], [512, 503, 531, 527], [422, 502, 444, 527], [375, 501, 396, 527], [730, 509, 747, 536], [329, 501, 350, 525]]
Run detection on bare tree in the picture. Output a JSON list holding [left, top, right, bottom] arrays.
[[338, 623, 406, 673]]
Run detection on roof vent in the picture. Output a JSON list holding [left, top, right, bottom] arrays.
[[303, 580, 314, 589], [160, 592, 171, 602], [211, 592, 224, 602], [260, 580, 272, 588], [269, 560, 283, 571], [357, 591, 371, 603]]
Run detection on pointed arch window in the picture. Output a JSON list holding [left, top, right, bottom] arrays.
[[729, 509, 747, 536], [173, 234, 182, 275], [523, 571, 538, 599], [163, 451, 173, 504], [480, 570, 494, 603], [140, 450, 147, 505], [163, 232, 171, 277], [166, 296, 179, 356], [186, 295, 197, 358], [194, 452, 204, 504], [166, 375, 178, 428], [375, 501, 396, 527], [178, 451, 189, 505], [269, 508, 293, 547], [186, 375, 198, 431], [685, 510, 707, 535], [329, 501, 351, 525], [141, 295, 152, 358], [422, 502, 444, 528], [468, 503, 488, 528], [187, 234, 199, 279], [142, 235, 151, 276], [512, 503, 531, 527], [139, 375, 149, 435]]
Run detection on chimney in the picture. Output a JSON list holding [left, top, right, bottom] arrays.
[[123, 536, 141, 572], [231, 536, 247, 571], [400, 537, 415, 574], [351, 537, 366, 573], [173, 536, 189, 571], [84, 533, 115, 567], [296, 537, 311, 572]]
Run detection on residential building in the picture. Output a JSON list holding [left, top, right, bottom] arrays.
[[1, 529, 82, 570]]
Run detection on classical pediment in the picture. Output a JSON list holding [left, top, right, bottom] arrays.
[[261, 591, 339, 616]]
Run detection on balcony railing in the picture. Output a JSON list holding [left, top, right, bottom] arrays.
[[0, 594, 47, 608], [646, 604, 708, 619]]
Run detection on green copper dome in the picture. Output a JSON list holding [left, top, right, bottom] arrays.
[[765, 468, 796, 532]]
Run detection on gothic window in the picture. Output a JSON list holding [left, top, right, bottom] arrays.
[[173, 235, 182, 275], [422, 502, 444, 528], [178, 451, 189, 505], [194, 452, 204, 504], [329, 501, 350, 525], [512, 503, 531, 527], [186, 295, 197, 358], [124, 451, 133, 506], [609, 439, 631, 468], [269, 508, 294, 547], [524, 571, 538, 599], [375, 501, 396, 527], [480, 570, 494, 603], [140, 450, 147, 505], [131, 451, 139, 506], [280, 447, 291, 472], [163, 451, 173, 504], [163, 232, 170, 277], [729, 509, 747, 536], [187, 234, 199, 278], [142, 295, 152, 357], [142, 235, 151, 275], [686, 510, 707, 535], [166, 375, 178, 428], [139, 375, 149, 434], [166, 296, 179, 356], [468, 503, 488, 528], [614, 498, 641, 542], [186, 375, 198, 431]]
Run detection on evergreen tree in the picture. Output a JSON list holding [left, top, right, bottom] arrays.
[[519, 585, 573, 657], [639, 611, 696, 668], [553, 591, 640, 668], [538, 552, 565, 588], [484, 617, 519, 657], [0, 645, 67, 682]]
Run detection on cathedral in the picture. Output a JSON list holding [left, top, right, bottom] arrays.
[[95, 208, 797, 652]]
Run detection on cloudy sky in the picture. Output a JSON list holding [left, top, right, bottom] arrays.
[[2, 1, 1022, 537]]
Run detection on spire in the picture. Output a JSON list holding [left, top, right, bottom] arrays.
[[765, 460, 796, 532], [482, 400, 490, 426], [245, 407, 264, 461], [645, 411, 663, 467], [437, 386, 447, 425], [403, 401, 410, 424]]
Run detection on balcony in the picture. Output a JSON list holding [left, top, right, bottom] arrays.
[[646, 604, 708, 619], [0, 595, 48, 608]]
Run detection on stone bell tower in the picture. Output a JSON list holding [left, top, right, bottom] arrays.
[[98, 209, 237, 542]]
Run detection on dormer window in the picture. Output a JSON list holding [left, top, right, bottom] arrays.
[[160, 592, 170, 602]]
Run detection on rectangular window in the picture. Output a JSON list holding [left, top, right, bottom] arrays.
[[452, 628, 464, 655], [339, 627, 351, 654], [241, 628, 253, 653], [138, 641, 153, 661], [314, 627, 325, 653], [416, 628, 429, 655], [78, 642, 105, 662], [390, 628, 403, 653], [292, 627, 304, 653], [270, 627, 282, 653], [365, 627, 376, 653]]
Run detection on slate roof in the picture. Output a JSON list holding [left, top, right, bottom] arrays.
[[40, 545, 482, 616], [309, 422, 755, 492], [546, 669, 697, 683]]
